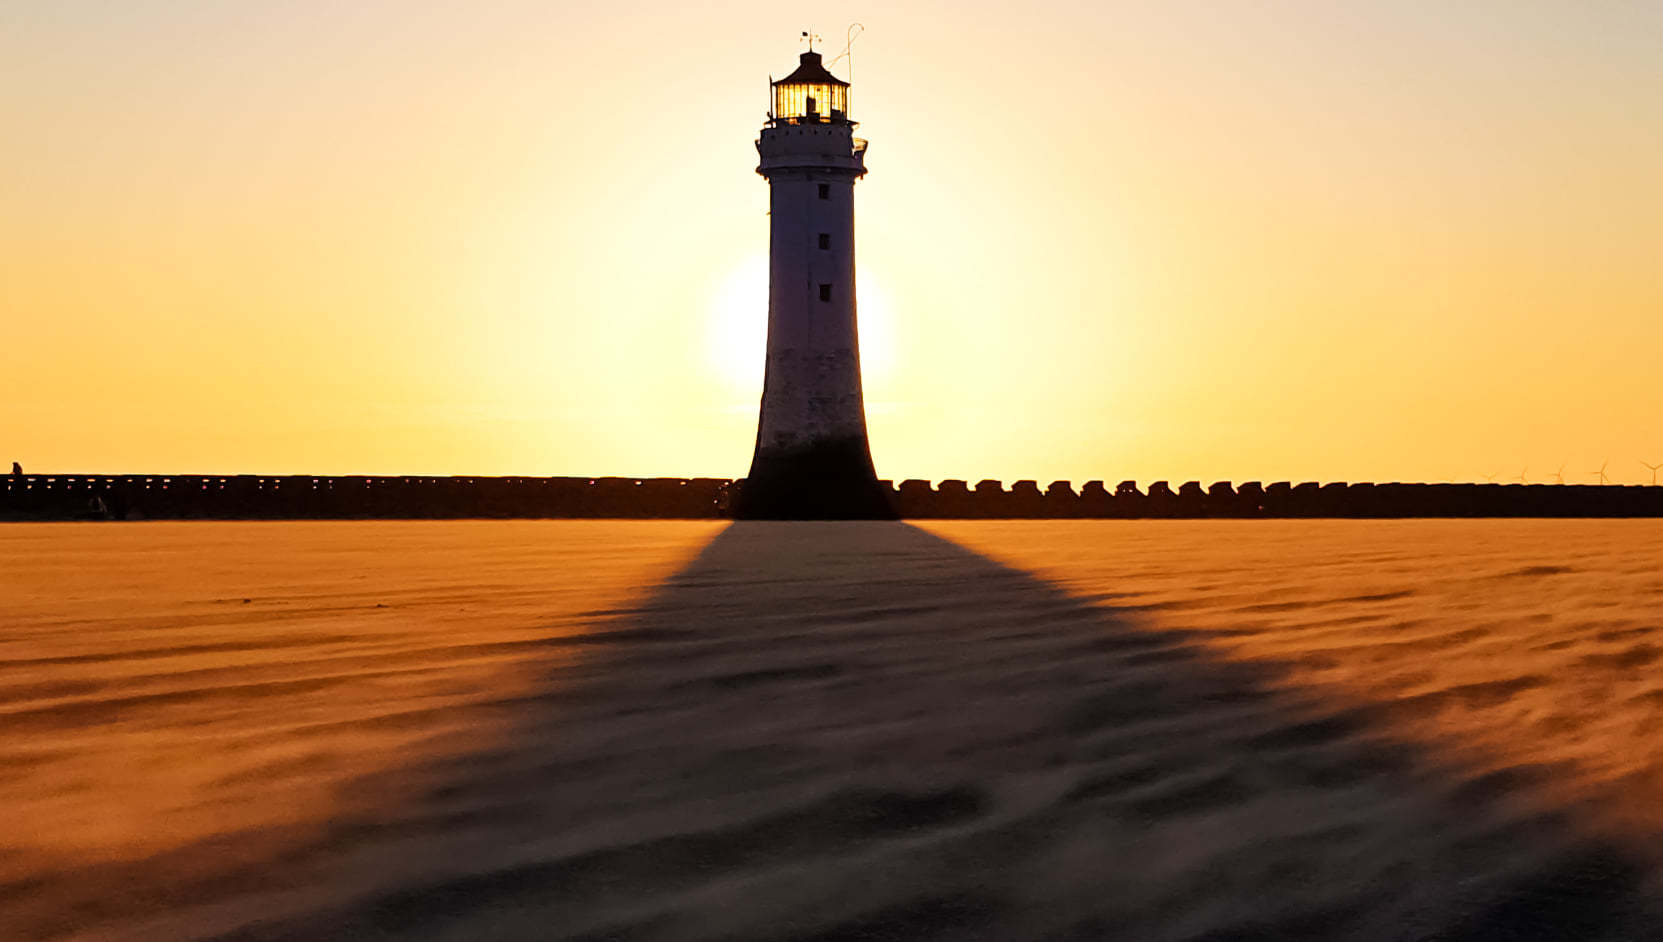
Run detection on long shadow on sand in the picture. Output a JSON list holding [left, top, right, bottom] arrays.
[[222, 522, 1657, 941]]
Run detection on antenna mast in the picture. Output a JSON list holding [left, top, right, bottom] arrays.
[[830, 23, 865, 83]]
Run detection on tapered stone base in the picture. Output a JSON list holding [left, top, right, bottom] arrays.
[[736, 438, 897, 520]]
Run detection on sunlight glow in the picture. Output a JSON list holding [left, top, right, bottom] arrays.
[[706, 254, 895, 393], [707, 254, 768, 393], [5, 3, 1662, 481]]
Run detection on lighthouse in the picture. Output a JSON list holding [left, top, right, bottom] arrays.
[[736, 48, 896, 520]]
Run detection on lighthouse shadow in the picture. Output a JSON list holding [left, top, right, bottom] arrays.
[[289, 522, 1654, 941]]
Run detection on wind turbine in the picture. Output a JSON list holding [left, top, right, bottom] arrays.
[[1643, 460, 1662, 486], [1549, 465, 1565, 485], [1482, 471, 1499, 483], [1515, 468, 1529, 484], [1589, 460, 1610, 486]]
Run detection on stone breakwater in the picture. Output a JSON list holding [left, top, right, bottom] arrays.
[[5, 474, 1662, 520]]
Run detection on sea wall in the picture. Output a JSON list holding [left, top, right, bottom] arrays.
[[5, 475, 1663, 520], [0, 475, 735, 521], [889, 479, 1663, 518]]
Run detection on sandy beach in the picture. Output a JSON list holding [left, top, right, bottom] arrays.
[[4, 519, 1663, 940]]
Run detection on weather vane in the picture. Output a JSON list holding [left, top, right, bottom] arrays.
[[801, 30, 820, 51]]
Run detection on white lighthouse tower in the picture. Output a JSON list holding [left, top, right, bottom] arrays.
[[736, 47, 895, 519]]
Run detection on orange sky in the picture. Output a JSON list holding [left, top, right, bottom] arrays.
[[3, 2, 1660, 485]]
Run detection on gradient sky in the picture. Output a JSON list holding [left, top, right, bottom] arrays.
[[4, 1, 1660, 485]]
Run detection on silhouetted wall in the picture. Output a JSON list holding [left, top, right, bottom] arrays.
[[0, 475, 734, 521], [4, 475, 1661, 521]]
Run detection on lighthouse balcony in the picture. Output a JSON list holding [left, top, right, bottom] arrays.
[[765, 113, 856, 128], [756, 125, 869, 176]]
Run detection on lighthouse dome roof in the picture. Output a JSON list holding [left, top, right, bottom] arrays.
[[772, 51, 849, 87]]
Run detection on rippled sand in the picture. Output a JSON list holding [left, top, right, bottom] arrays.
[[4, 519, 1663, 940]]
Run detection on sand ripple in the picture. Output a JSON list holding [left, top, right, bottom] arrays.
[[3, 519, 1663, 940]]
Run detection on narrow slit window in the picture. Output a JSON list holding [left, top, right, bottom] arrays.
[[817, 183, 830, 200], [818, 284, 832, 302], [818, 233, 830, 250]]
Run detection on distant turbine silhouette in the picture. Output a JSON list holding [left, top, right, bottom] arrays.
[[1515, 468, 1529, 484], [1589, 460, 1610, 486], [1549, 465, 1565, 485], [1643, 460, 1662, 486], [1482, 471, 1499, 483]]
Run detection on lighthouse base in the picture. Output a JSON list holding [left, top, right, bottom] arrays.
[[736, 438, 897, 520]]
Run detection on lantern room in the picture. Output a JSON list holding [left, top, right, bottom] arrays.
[[770, 51, 851, 125]]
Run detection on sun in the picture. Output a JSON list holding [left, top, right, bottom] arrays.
[[706, 254, 894, 395], [707, 254, 769, 394]]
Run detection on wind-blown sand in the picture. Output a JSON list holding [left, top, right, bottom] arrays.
[[4, 519, 1663, 940]]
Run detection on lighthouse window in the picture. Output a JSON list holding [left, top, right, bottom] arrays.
[[818, 233, 830, 250], [817, 184, 829, 200], [818, 284, 832, 302]]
